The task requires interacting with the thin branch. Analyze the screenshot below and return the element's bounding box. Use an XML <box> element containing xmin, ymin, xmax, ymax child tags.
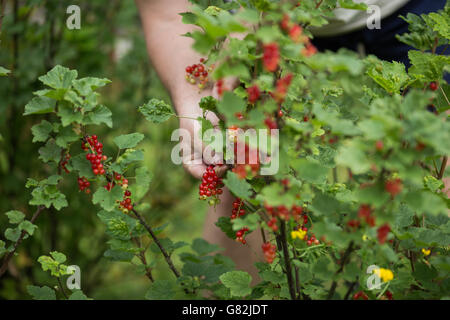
<box><xmin>131</xmin><ymin>208</ymin><xmax>180</xmax><ymax>278</ymax></box>
<box><xmin>277</xmin><ymin>220</ymin><xmax>296</xmax><ymax>300</ymax></box>
<box><xmin>0</xmin><ymin>206</ymin><xmax>45</xmax><ymax>278</ymax></box>
<box><xmin>57</xmin><ymin>277</ymin><xmax>68</xmax><ymax>299</ymax></box>
<box><xmin>327</xmin><ymin>241</ymin><xmax>354</xmax><ymax>300</ymax></box>
<box><xmin>438</xmin><ymin>156</ymin><xmax>448</xmax><ymax>180</ymax></box>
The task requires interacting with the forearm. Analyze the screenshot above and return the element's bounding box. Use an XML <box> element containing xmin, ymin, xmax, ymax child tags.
<box><xmin>135</xmin><ymin>0</ymin><xmax>210</xmax><ymax>117</ymax></box>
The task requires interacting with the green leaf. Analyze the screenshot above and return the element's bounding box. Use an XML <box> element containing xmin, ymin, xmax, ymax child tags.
<box><xmin>367</xmin><ymin>61</ymin><xmax>410</xmax><ymax>94</ymax></box>
<box><xmin>145</xmin><ymin>280</ymin><xmax>176</xmax><ymax>300</ymax></box>
<box><xmin>335</xmin><ymin>140</ymin><xmax>371</xmax><ymax>174</ymax></box>
<box><xmin>27</xmin><ymin>286</ymin><xmax>56</xmax><ymax>300</ymax></box>
<box><xmin>217</xmin><ymin>91</ymin><xmax>246</xmax><ymax>123</ymax></box>
<box><xmin>409</xmin><ymin>50</ymin><xmax>450</xmax><ymax>82</ymax></box>
<box><xmin>38</xmin><ymin>65</ymin><xmax>77</xmax><ymax>90</ymax></box>
<box><xmin>84</xmin><ymin>105</ymin><xmax>113</xmax><ymax>128</ymax></box>
<box><xmin>5</xmin><ymin>227</ymin><xmax>21</xmax><ymax>242</ymax></box>
<box><xmin>219</xmin><ymin>271</ymin><xmax>252</xmax><ymax>297</ymax></box>
<box><xmin>50</xmin><ymin>251</ymin><xmax>67</xmax><ymax>263</ymax></box>
<box><xmin>38</xmin><ymin>139</ymin><xmax>62</xmax><ymax>163</ymax></box>
<box><xmin>215</xmin><ymin>217</ymin><xmax>237</xmax><ymax>239</ymax></box>
<box><xmin>113</xmin><ymin>133</ymin><xmax>145</xmax><ymax>149</ymax></box>
<box><xmin>138</xmin><ymin>99</ymin><xmax>174</xmax><ymax>123</ymax></box>
<box><xmin>191</xmin><ymin>238</ymin><xmax>223</xmax><ymax>256</ymax></box>
<box><xmin>132</xmin><ymin>166</ymin><xmax>153</xmax><ymax>200</ymax></box>
<box><xmin>57</xmin><ymin>101</ymin><xmax>83</xmax><ymax>126</ymax></box>
<box><xmin>223</xmin><ymin>172</ymin><xmax>252</xmax><ymax>200</ymax></box>
<box><xmin>0</xmin><ymin>66</ymin><xmax>10</xmax><ymax>76</ymax></box>
<box><xmin>68</xmin><ymin>290</ymin><xmax>90</xmax><ymax>300</ymax></box>
<box><xmin>55</xmin><ymin>126</ymin><xmax>79</xmax><ymax>148</ymax></box>
<box><xmin>72</xmin><ymin>77</ymin><xmax>110</xmax><ymax>95</ymax></box>
<box><xmin>403</xmin><ymin>190</ymin><xmax>448</xmax><ymax>215</ymax></box>
<box><xmin>92</xmin><ymin>185</ymin><xmax>124</xmax><ymax>212</ymax></box>
<box><xmin>24</xmin><ymin>96</ymin><xmax>56</xmax><ymax>115</ymax></box>
<box><xmin>5</xmin><ymin>210</ymin><xmax>25</xmax><ymax>224</ymax></box>
<box><xmin>231</xmin><ymin>213</ymin><xmax>260</xmax><ymax>232</ymax></box>
<box><xmin>338</xmin><ymin>0</ymin><xmax>368</xmax><ymax>10</ymax></box>
<box><xmin>290</xmin><ymin>158</ymin><xmax>329</xmax><ymax>184</ymax></box>
<box><xmin>31</xmin><ymin>120</ymin><xmax>53</xmax><ymax>143</ymax></box>
<box><xmin>19</xmin><ymin>221</ymin><xmax>37</xmax><ymax>235</ymax></box>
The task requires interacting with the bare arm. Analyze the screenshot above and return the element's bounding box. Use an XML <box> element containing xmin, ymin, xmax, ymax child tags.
<box><xmin>135</xmin><ymin>0</ymin><xmax>210</xmax><ymax>114</ymax></box>
<box><xmin>136</xmin><ymin>0</ymin><xmax>222</xmax><ymax>178</ymax></box>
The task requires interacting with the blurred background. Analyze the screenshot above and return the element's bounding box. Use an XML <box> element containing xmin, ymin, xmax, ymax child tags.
<box><xmin>0</xmin><ymin>0</ymin><xmax>207</xmax><ymax>299</ymax></box>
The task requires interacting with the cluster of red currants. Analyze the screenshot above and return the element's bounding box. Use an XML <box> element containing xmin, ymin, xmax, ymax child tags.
<box><xmin>199</xmin><ymin>165</ymin><xmax>223</xmax><ymax>205</ymax></box>
<box><xmin>262</xmin><ymin>242</ymin><xmax>277</xmax><ymax>264</ymax></box>
<box><xmin>77</xmin><ymin>176</ymin><xmax>91</xmax><ymax>194</ymax></box>
<box><xmin>352</xmin><ymin>291</ymin><xmax>369</xmax><ymax>300</ymax></box>
<box><xmin>60</xmin><ymin>153</ymin><xmax>71</xmax><ymax>174</ymax></box>
<box><xmin>185</xmin><ymin>58</ymin><xmax>212</xmax><ymax>89</ymax></box>
<box><xmin>231</xmin><ymin>198</ymin><xmax>249</xmax><ymax>244</ymax></box>
<box><xmin>247</xmin><ymin>85</ymin><xmax>261</xmax><ymax>104</ymax></box>
<box><xmin>385</xmin><ymin>178</ymin><xmax>403</xmax><ymax>198</ymax></box>
<box><xmin>302</xmin><ymin>226</ymin><xmax>319</xmax><ymax>246</ymax></box>
<box><xmin>108</xmin><ymin>173</ymin><xmax>132</xmax><ymax>214</ymax></box>
<box><xmin>83</xmin><ymin>135</ymin><xmax>107</xmax><ymax>176</ymax></box>
<box><xmin>263</xmin><ymin>43</ymin><xmax>280</xmax><ymax>72</ymax></box>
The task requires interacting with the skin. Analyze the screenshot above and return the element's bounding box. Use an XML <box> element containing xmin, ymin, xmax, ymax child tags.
<box><xmin>135</xmin><ymin>0</ymin><xmax>264</xmax><ymax>283</ymax></box>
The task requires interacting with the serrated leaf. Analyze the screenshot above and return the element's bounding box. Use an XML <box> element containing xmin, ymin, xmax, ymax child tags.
<box><xmin>217</xmin><ymin>91</ymin><xmax>246</xmax><ymax>123</ymax></box>
<box><xmin>19</xmin><ymin>220</ymin><xmax>37</xmax><ymax>236</ymax></box>
<box><xmin>92</xmin><ymin>185</ymin><xmax>124</xmax><ymax>211</ymax></box>
<box><xmin>0</xmin><ymin>66</ymin><xmax>10</xmax><ymax>76</ymax></box>
<box><xmin>5</xmin><ymin>210</ymin><xmax>25</xmax><ymax>224</ymax></box>
<box><xmin>31</xmin><ymin>120</ymin><xmax>53</xmax><ymax>143</ymax></box>
<box><xmin>223</xmin><ymin>172</ymin><xmax>252</xmax><ymax>200</ymax></box>
<box><xmin>38</xmin><ymin>65</ymin><xmax>77</xmax><ymax>90</ymax></box>
<box><xmin>68</xmin><ymin>290</ymin><xmax>90</xmax><ymax>300</ymax></box>
<box><xmin>24</xmin><ymin>96</ymin><xmax>56</xmax><ymax>115</ymax></box>
<box><xmin>84</xmin><ymin>105</ymin><xmax>113</xmax><ymax>128</ymax></box>
<box><xmin>138</xmin><ymin>99</ymin><xmax>174</xmax><ymax>123</ymax></box>
<box><xmin>192</xmin><ymin>238</ymin><xmax>223</xmax><ymax>256</ymax></box>
<box><xmin>219</xmin><ymin>271</ymin><xmax>252</xmax><ymax>297</ymax></box>
<box><xmin>145</xmin><ymin>280</ymin><xmax>176</xmax><ymax>300</ymax></box>
<box><xmin>38</xmin><ymin>139</ymin><xmax>62</xmax><ymax>163</ymax></box>
<box><xmin>113</xmin><ymin>133</ymin><xmax>144</xmax><ymax>149</ymax></box>
<box><xmin>5</xmin><ymin>227</ymin><xmax>21</xmax><ymax>242</ymax></box>
<box><xmin>27</xmin><ymin>286</ymin><xmax>56</xmax><ymax>300</ymax></box>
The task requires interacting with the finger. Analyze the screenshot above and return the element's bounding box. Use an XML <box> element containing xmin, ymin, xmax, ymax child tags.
<box><xmin>212</xmin><ymin>76</ymin><xmax>240</xmax><ymax>100</ymax></box>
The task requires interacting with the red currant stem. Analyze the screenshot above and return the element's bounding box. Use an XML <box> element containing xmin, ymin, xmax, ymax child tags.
<box><xmin>437</xmin><ymin>156</ymin><xmax>448</xmax><ymax>180</ymax></box>
<box><xmin>297</xmin><ymin>243</ymin><xmax>325</xmax><ymax>255</ymax></box>
<box><xmin>57</xmin><ymin>276</ymin><xmax>69</xmax><ymax>299</ymax></box>
<box><xmin>439</xmin><ymin>85</ymin><xmax>450</xmax><ymax>105</ymax></box>
<box><xmin>343</xmin><ymin>280</ymin><xmax>358</xmax><ymax>300</ymax></box>
<box><xmin>376</xmin><ymin>282</ymin><xmax>390</xmax><ymax>300</ymax></box>
<box><xmin>315</xmin><ymin>0</ymin><xmax>324</xmax><ymax>9</ymax></box>
<box><xmin>131</xmin><ymin>237</ymin><xmax>154</xmax><ymax>282</ymax></box>
<box><xmin>326</xmin><ymin>241</ymin><xmax>354</xmax><ymax>300</ymax></box>
<box><xmin>277</xmin><ymin>220</ymin><xmax>297</xmax><ymax>300</ymax></box>
<box><xmin>260</xmin><ymin>224</ymin><xmax>267</xmax><ymax>244</ymax></box>
<box><xmin>432</xmin><ymin>159</ymin><xmax>440</xmax><ymax>177</ymax></box>
<box><xmin>291</xmin><ymin>246</ymin><xmax>302</xmax><ymax>300</ymax></box>
<box><xmin>130</xmin><ymin>208</ymin><xmax>181</xmax><ymax>279</ymax></box>
<box><xmin>0</xmin><ymin>205</ymin><xmax>45</xmax><ymax>278</ymax></box>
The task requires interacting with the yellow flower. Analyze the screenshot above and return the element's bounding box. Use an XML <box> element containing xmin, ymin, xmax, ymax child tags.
<box><xmin>373</xmin><ymin>268</ymin><xmax>394</xmax><ymax>282</ymax></box>
<box><xmin>291</xmin><ymin>230</ymin><xmax>307</xmax><ymax>240</ymax></box>
<box><xmin>422</xmin><ymin>248</ymin><xmax>431</xmax><ymax>256</ymax></box>
<box><xmin>362</xmin><ymin>234</ymin><xmax>369</xmax><ymax>242</ymax></box>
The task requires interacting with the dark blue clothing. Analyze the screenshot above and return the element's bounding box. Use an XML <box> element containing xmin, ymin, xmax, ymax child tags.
<box><xmin>312</xmin><ymin>0</ymin><xmax>449</xmax><ymax>82</ymax></box>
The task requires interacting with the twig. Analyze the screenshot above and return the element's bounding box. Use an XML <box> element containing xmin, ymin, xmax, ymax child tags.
<box><xmin>343</xmin><ymin>280</ymin><xmax>358</xmax><ymax>300</ymax></box>
<box><xmin>277</xmin><ymin>220</ymin><xmax>296</xmax><ymax>300</ymax></box>
<box><xmin>0</xmin><ymin>206</ymin><xmax>45</xmax><ymax>277</ymax></box>
<box><xmin>327</xmin><ymin>241</ymin><xmax>354</xmax><ymax>300</ymax></box>
<box><xmin>131</xmin><ymin>208</ymin><xmax>180</xmax><ymax>278</ymax></box>
<box><xmin>438</xmin><ymin>156</ymin><xmax>448</xmax><ymax>180</ymax></box>
<box><xmin>57</xmin><ymin>277</ymin><xmax>68</xmax><ymax>299</ymax></box>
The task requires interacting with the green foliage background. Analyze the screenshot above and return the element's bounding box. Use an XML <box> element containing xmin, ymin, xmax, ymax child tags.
<box><xmin>0</xmin><ymin>0</ymin><xmax>207</xmax><ymax>299</ymax></box>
